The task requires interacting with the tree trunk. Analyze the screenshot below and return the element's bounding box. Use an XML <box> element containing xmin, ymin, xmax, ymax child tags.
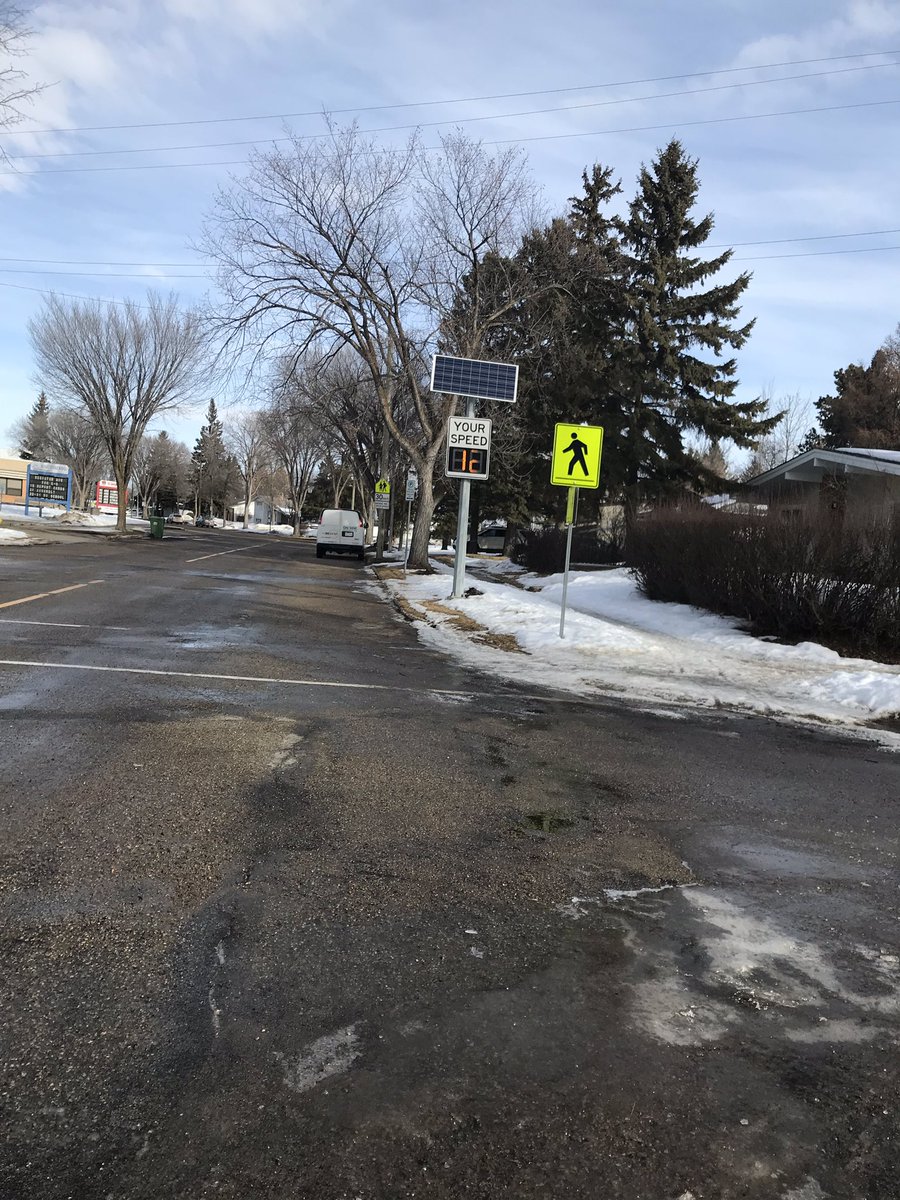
<box><xmin>467</xmin><ymin>485</ymin><xmax>481</xmax><ymax>554</ymax></box>
<box><xmin>243</xmin><ymin>477</ymin><xmax>251</xmax><ymax>529</ymax></box>
<box><xmin>114</xmin><ymin>462</ymin><xmax>128</xmax><ymax>533</ymax></box>
<box><xmin>407</xmin><ymin>468</ymin><xmax>436</xmax><ymax>570</ymax></box>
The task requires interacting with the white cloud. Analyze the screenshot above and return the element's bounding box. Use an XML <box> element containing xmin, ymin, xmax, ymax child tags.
<box><xmin>734</xmin><ymin>0</ymin><xmax>900</xmax><ymax>65</ymax></box>
<box><xmin>161</xmin><ymin>0</ymin><xmax>335</xmax><ymax>38</ymax></box>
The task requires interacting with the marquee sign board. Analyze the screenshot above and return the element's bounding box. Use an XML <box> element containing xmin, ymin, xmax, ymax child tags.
<box><xmin>25</xmin><ymin>461</ymin><xmax>73</xmax><ymax>512</ymax></box>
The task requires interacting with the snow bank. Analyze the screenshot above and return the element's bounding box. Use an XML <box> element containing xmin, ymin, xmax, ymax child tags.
<box><xmin>384</xmin><ymin>562</ymin><xmax>900</xmax><ymax>731</ymax></box>
<box><xmin>0</xmin><ymin>527</ymin><xmax>29</xmax><ymax>543</ymax></box>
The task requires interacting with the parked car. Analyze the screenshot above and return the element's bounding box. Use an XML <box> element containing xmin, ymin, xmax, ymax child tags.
<box><xmin>477</xmin><ymin>524</ymin><xmax>507</xmax><ymax>553</ymax></box>
<box><xmin>315</xmin><ymin>509</ymin><xmax>366</xmax><ymax>560</ymax></box>
<box><xmin>194</xmin><ymin>515</ymin><xmax>215</xmax><ymax>528</ymax></box>
<box><xmin>165</xmin><ymin>509</ymin><xmax>194</xmax><ymax>525</ymax></box>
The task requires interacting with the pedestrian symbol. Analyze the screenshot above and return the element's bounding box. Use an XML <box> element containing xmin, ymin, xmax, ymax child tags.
<box><xmin>375</xmin><ymin>478</ymin><xmax>391</xmax><ymax>495</ymax></box>
<box><xmin>550</xmin><ymin>423</ymin><xmax>603</xmax><ymax>488</ymax></box>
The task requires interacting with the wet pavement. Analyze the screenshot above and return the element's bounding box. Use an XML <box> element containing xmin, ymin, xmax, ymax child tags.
<box><xmin>0</xmin><ymin>529</ymin><xmax>897</xmax><ymax>1199</ymax></box>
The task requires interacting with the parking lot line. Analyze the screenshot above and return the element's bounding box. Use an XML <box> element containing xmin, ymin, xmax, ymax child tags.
<box><xmin>184</xmin><ymin>546</ymin><xmax>261</xmax><ymax>564</ymax></box>
<box><xmin>0</xmin><ymin>580</ymin><xmax>104</xmax><ymax>611</ymax></box>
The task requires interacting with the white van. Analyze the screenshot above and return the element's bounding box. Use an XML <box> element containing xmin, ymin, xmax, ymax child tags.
<box><xmin>315</xmin><ymin>509</ymin><xmax>367</xmax><ymax>560</ymax></box>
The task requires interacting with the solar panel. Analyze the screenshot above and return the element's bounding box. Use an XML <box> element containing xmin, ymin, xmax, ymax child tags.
<box><xmin>430</xmin><ymin>354</ymin><xmax>518</xmax><ymax>404</ymax></box>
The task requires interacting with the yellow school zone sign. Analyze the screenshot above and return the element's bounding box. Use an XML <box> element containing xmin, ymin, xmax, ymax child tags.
<box><xmin>375</xmin><ymin>478</ymin><xmax>391</xmax><ymax>495</ymax></box>
<box><xmin>550</xmin><ymin>423</ymin><xmax>604</xmax><ymax>488</ymax></box>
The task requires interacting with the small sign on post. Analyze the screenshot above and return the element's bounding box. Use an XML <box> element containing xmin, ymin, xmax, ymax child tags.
<box><xmin>550</xmin><ymin>423</ymin><xmax>604</xmax><ymax>638</ymax></box>
<box><xmin>445</xmin><ymin>416</ymin><xmax>492</xmax><ymax>481</ymax></box>
<box><xmin>374</xmin><ymin>478</ymin><xmax>391</xmax><ymax>511</ymax></box>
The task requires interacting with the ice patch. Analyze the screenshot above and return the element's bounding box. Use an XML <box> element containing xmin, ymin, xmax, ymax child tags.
<box><xmin>275</xmin><ymin>1024</ymin><xmax>360</xmax><ymax>1094</ymax></box>
<box><xmin>628</xmin><ymin>888</ymin><xmax>900</xmax><ymax>1047</ymax></box>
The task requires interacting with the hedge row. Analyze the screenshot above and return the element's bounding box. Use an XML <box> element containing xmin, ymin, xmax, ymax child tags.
<box><xmin>625</xmin><ymin>506</ymin><xmax>900</xmax><ymax>660</ymax></box>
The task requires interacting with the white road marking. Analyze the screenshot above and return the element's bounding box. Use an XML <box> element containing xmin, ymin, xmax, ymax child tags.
<box><xmin>0</xmin><ymin>618</ymin><xmax>129</xmax><ymax>631</ymax></box>
<box><xmin>0</xmin><ymin>656</ymin><xmax>610</xmax><ymax>708</ymax></box>
<box><xmin>0</xmin><ymin>580</ymin><xmax>103</xmax><ymax>611</ymax></box>
<box><xmin>0</xmin><ymin>656</ymin><xmax>466</xmax><ymax>696</ymax></box>
<box><xmin>184</xmin><ymin>546</ymin><xmax>260</xmax><ymax>564</ymax></box>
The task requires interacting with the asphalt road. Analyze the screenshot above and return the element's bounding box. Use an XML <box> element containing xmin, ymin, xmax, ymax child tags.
<box><xmin>0</xmin><ymin>527</ymin><xmax>897</xmax><ymax>1200</ymax></box>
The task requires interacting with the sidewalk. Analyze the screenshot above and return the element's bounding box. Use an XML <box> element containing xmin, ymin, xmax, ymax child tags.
<box><xmin>379</xmin><ymin>558</ymin><xmax>900</xmax><ymax>738</ymax></box>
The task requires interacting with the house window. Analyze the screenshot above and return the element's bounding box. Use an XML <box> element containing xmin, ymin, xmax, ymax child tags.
<box><xmin>1</xmin><ymin>477</ymin><xmax>24</xmax><ymax>497</ymax></box>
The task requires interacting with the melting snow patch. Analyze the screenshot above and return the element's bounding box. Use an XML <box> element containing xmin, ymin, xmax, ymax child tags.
<box><xmin>783</xmin><ymin>1179</ymin><xmax>827</xmax><ymax>1200</ymax></box>
<box><xmin>628</xmin><ymin>888</ymin><xmax>900</xmax><ymax>1047</ymax></box>
<box><xmin>275</xmin><ymin>1024</ymin><xmax>361</xmax><ymax>1094</ymax></box>
<box><xmin>385</xmin><ymin>564</ymin><xmax>900</xmax><ymax>735</ymax></box>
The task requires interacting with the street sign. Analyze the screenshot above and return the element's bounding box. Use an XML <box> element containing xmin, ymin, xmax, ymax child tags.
<box><xmin>446</xmin><ymin>416</ymin><xmax>492</xmax><ymax>480</ymax></box>
<box><xmin>405</xmin><ymin>471</ymin><xmax>418</xmax><ymax>502</ymax></box>
<box><xmin>431</xmin><ymin>355</ymin><xmax>518</xmax><ymax>404</ymax></box>
<box><xmin>375</xmin><ymin>478</ymin><xmax>391</xmax><ymax>495</ymax></box>
<box><xmin>550</xmin><ymin>423</ymin><xmax>604</xmax><ymax>489</ymax></box>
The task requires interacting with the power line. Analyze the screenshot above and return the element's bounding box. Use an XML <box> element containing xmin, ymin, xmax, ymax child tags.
<box><xmin>5</xmin><ymin>94</ymin><xmax>898</xmax><ymax>177</ymax></box>
<box><xmin>0</xmin><ymin>49</ymin><xmax>896</xmax><ymax>139</ymax></box>
<box><xmin>0</xmin><ymin>256</ymin><xmax>210</xmax><ymax>266</ymax></box>
<box><xmin>4</xmin><ymin>226</ymin><xmax>900</xmax><ymax>269</ymax></box>
<box><xmin>4</xmin><ymin>61</ymin><xmax>895</xmax><ymax>163</ymax></box>
<box><xmin>2</xmin><ymin>243</ymin><xmax>898</xmax><ymax>309</ymax></box>
<box><xmin>485</xmin><ymin>95</ymin><xmax>900</xmax><ymax>146</ymax></box>
<box><xmin>0</xmin><ymin>280</ymin><xmax>155</xmax><ymax>306</ymax></box>
<box><xmin>710</xmin><ymin>226</ymin><xmax>900</xmax><ymax>248</ymax></box>
<box><xmin>735</xmin><ymin>243</ymin><xmax>900</xmax><ymax>261</ymax></box>
<box><xmin>0</xmin><ymin>267</ymin><xmax>208</xmax><ymax>278</ymax></box>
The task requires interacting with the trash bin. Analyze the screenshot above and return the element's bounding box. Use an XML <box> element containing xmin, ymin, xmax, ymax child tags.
<box><xmin>148</xmin><ymin>516</ymin><xmax>165</xmax><ymax>539</ymax></box>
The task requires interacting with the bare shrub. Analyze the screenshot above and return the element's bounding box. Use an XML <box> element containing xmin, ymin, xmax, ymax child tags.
<box><xmin>626</xmin><ymin>505</ymin><xmax>900</xmax><ymax>660</ymax></box>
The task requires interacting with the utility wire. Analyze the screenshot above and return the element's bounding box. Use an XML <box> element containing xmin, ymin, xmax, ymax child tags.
<box><xmin>734</xmin><ymin>243</ymin><xmax>900</xmax><ymax>261</ymax></box>
<box><xmin>0</xmin><ymin>49</ymin><xmax>896</xmax><ymax>138</ymax></box>
<box><xmin>3</xmin><ymin>242</ymin><xmax>900</xmax><ymax>284</ymax></box>
<box><xmin>4</xmin><ymin>60</ymin><xmax>896</xmax><ymax>163</ymax></box>
<box><xmin>4</xmin><ymin>94</ymin><xmax>898</xmax><ymax>177</ymax></box>
<box><xmin>485</xmin><ymin>95</ymin><xmax>900</xmax><ymax>146</ymax></box>
<box><xmin>4</xmin><ymin>227</ymin><xmax>900</xmax><ymax>268</ymax></box>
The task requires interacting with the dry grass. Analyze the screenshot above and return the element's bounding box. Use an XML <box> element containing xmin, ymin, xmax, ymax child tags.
<box><xmin>421</xmin><ymin>600</ymin><xmax>524</xmax><ymax>653</ymax></box>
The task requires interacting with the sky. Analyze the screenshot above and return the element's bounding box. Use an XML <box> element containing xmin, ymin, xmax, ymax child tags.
<box><xmin>1</xmin><ymin>0</ymin><xmax>899</xmax><ymax>456</ymax></box>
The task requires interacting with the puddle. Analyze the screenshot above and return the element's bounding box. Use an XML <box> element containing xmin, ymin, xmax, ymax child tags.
<box><xmin>523</xmin><ymin>810</ymin><xmax>574</xmax><ymax>834</ymax></box>
<box><xmin>174</xmin><ymin>623</ymin><xmax>260</xmax><ymax>650</ymax></box>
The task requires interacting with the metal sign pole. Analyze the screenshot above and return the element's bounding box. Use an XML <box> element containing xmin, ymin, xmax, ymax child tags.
<box><xmin>450</xmin><ymin>399</ymin><xmax>475</xmax><ymax>599</ymax></box>
<box><xmin>559</xmin><ymin>487</ymin><xmax>578</xmax><ymax>639</ymax></box>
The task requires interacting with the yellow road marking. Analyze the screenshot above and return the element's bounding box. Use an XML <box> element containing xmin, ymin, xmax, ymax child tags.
<box><xmin>0</xmin><ymin>580</ymin><xmax>104</xmax><ymax>611</ymax></box>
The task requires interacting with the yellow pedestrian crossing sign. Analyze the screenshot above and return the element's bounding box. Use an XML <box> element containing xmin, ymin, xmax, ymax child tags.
<box><xmin>551</xmin><ymin>423</ymin><xmax>603</xmax><ymax>488</ymax></box>
<box><xmin>375</xmin><ymin>478</ymin><xmax>391</xmax><ymax>495</ymax></box>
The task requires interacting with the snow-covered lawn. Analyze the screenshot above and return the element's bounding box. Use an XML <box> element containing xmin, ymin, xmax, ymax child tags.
<box><xmin>0</xmin><ymin>527</ymin><xmax>30</xmax><ymax>544</ymax></box>
<box><xmin>382</xmin><ymin>560</ymin><xmax>900</xmax><ymax>733</ymax></box>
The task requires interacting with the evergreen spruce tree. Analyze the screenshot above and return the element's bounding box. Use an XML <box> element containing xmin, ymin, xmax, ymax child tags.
<box><xmin>616</xmin><ymin>139</ymin><xmax>775</xmax><ymax>509</ymax></box>
<box><xmin>18</xmin><ymin>391</ymin><xmax>52</xmax><ymax>460</ymax></box>
<box><xmin>814</xmin><ymin>350</ymin><xmax>900</xmax><ymax>449</ymax></box>
<box><xmin>191</xmin><ymin>400</ymin><xmax>229</xmax><ymax>516</ymax></box>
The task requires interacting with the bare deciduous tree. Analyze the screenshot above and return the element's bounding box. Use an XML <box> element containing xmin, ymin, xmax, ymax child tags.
<box><xmin>204</xmin><ymin>123</ymin><xmax>539</xmax><ymax>567</ymax></box>
<box><xmin>228</xmin><ymin>410</ymin><xmax>269</xmax><ymax>528</ymax></box>
<box><xmin>1</xmin><ymin>4</ymin><xmax>43</xmax><ymax>137</ymax></box>
<box><xmin>29</xmin><ymin>293</ymin><xmax>207</xmax><ymax>531</ymax></box>
<box><xmin>47</xmin><ymin>408</ymin><xmax>107</xmax><ymax>508</ymax></box>
<box><xmin>263</xmin><ymin>361</ymin><xmax>325</xmax><ymax>533</ymax></box>
<box><xmin>742</xmin><ymin>391</ymin><xmax>814</xmax><ymax>479</ymax></box>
